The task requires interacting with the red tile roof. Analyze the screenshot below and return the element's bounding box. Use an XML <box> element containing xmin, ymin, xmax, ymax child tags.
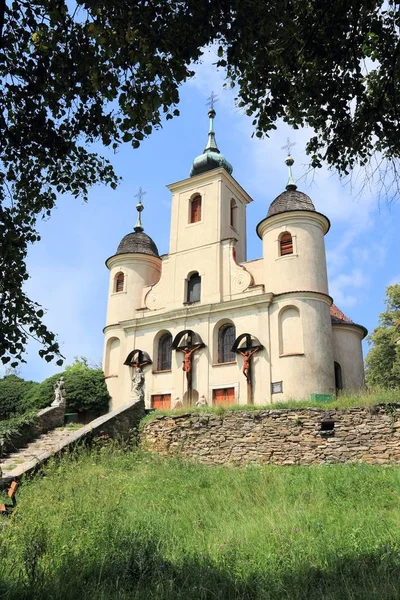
<box><xmin>330</xmin><ymin>304</ymin><xmax>353</xmax><ymax>324</ymax></box>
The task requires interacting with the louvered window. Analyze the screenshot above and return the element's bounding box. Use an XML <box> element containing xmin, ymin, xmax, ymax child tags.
<box><xmin>230</xmin><ymin>199</ymin><xmax>238</xmax><ymax>229</ymax></box>
<box><xmin>190</xmin><ymin>195</ymin><xmax>202</xmax><ymax>223</ymax></box>
<box><xmin>218</xmin><ymin>324</ymin><xmax>236</xmax><ymax>363</ymax></box>
<box><xmin>115</xmin><ymin>272</ymin><xmax>124</xmax><ymax>292</ymax></box>
<box><xmin>158</xmin><ymin>333</ymin><xmax>172</xmax><ymax>371</ymax></box>
<box><xmin>280</xmin><ymin>232</ymin><xmax>293</xmax><ymax>256</ymax></box>
<box><xmin>187</xmin><ymin>273</ymin><xmax>201</xmax><ymax>303</ymax></box>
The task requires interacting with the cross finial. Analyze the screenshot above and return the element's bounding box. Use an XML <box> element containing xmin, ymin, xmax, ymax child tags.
<box><xmin>134</xmin><ymin>187</ymin><xmax>146</xmax><ymax>203</ymax></box>
<box><xmin>281</xmin><ymin>137</ymin><xmax>296</xmax><ymax>156</ymax></box>
<box><xmin>134</xmin><ymin>187</ymin><xmax>146</xmax><ymax>232</ymax></box>
<box><xmin>206</xmin><ymin>91</ymin><xmax>219</xmax><ymax>111</ymax></box>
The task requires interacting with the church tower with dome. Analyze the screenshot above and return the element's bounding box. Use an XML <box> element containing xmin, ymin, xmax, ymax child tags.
<box><xmin>103</xmin><ymin>109</ymin><xmax>367</xmax><ymax>411</ymax></box>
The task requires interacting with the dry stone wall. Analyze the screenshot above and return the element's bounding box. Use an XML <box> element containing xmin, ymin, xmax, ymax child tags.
<box><xmin>140</xmin><ymin>404</ymin><xmax>400</xmax><ymax>465</ymax></box>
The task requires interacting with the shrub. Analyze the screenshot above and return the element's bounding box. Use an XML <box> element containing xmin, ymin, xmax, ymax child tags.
<box><xmin>23</xmin><ymin>359</ymin><xmax>110</xmax><ymax>415</ymax></box>
<box><xmin>0</xmin><ymin>375</ymin><xmax>39</xmax><ymax>421</ymax></box>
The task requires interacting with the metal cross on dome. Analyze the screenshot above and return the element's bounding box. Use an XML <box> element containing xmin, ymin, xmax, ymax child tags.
<box><xmin>281</xmin><ymin>137</ymin><xmax>296</xmax><ymax>156</ymax></box>
<box><xmin>206</xmin><ymin>91</ymin><xmax>219</xmax><ymax>110</ymax></box>
<box><xmin>134</xmin><ymin>186</ymin><xmax>147</xmax><ymax>203</ymax></box>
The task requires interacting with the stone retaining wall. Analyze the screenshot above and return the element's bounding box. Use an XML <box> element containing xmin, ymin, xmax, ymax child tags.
<box><xmin>1</xmin><ymin>403</ymin><xmax>66</xmax><ymax>456</ymax></box>
<box><xmin>140</xmin><ymin>404</ymin><xmax>400</xmax><ymax>465</ymax></box>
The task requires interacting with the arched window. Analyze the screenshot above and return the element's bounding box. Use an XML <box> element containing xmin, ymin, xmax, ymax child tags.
<box><xmin>190</xmin><ymin>195</ymin><xmax>202</xmax><ymax>223</ymax></box>
<box><xmin>158</xmin><ymin>333</ymin><xmax>172</xmax><ymax>371</ymax></box>
<box><xmin>218</xmin><ymin>324</ymin><xmax>236</xmax><ymax>363</ymax></box>
<box><xmin>115</xmin><ymin>272</ymin><xmax>125</xmax><ymax>292</ymax></box>
<box><xmin>334</xmin><ymin>362</ymin><xmax>343</xmax><ymax>392</ymax></box>
<box><xmin>230</xmin><ymin>199</ymin><xmax>238</xmax><ymax>230</ymax></box>
<box><xmin>187</xmin><ymin>272</ymin><xmax>201</xmax><ymax>303</ymax></box>
<box><xmin>280</xmin><ymin>232</ymin><xmax>293</xmax><ymax>256</ymax></box>
<box><xmin>279</xmin><ymin>306</ymin><xmax>303</xmax><ymax>355</ymax></box>
<box><xmin>105</xmin><ymin>337</ymin><xmax>120</xmax><ymax>376</ymax></box>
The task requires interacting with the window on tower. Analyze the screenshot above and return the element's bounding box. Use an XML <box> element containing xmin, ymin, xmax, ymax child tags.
<box><xmin>115</xmin><ymin>272</ymin><xmax>125</xmax><ymax>292</ymax></box>
<box><xmin>187</xmin><ymin>272</ymin><xmax>201</xmax><ymax>303</ymax></box>
<box><xmin>230</xmin><ymin>199</ymin><xmax>238</xmax><ymax>230</ymax></box>
<box><xmin>190</xmin><ymin>194</ymin><xmax>202</xmax><ymax>223</ymax></box>
<box><xmin>280</xmin><ymin>232</ymin><xmax>293</xmax><ymax>256</ymax></box>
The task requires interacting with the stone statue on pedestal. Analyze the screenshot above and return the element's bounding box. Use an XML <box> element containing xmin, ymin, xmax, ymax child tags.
<box><xmin>52</xmin><ymin>377</ymin><xmax>66</xmax><ymax>407</ymax></box>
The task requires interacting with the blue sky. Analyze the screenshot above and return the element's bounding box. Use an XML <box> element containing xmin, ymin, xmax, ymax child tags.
<box><xmin>9</xmin><ymin>48</ymin><xmax>400</xmax><ymax>382</ymax></box>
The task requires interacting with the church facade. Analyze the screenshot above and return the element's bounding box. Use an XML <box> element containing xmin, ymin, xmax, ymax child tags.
<box><xmin>103</xmin><ymin>109</ymin><xmax>367</xmax><ymax>411</ymax></box>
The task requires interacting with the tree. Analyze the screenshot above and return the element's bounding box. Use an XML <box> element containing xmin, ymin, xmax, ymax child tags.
<box><xmin>23</xmin><ymin>357</ymin><xmax>110</xmax><ymax>414</ymax></box>
<box><xmin>365</xmin><ymin>284</ymin><xmax>400</xmax><ymax>389</ymax></box>
<box><xmin>0</xmin><ymin>374</ymin><xmax>39</xmax><ymax>420</ymax></box>
<box><xmin>1</xmin><ymin>0</ymin><xmax>399</xmax><ymax>365</ymax></box>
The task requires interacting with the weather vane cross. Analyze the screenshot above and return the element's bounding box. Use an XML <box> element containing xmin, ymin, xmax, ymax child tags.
<box><xmin>206</xmin><ymin>91</ymin><xmax>219</xmax><ymax>110</ymax></box>
<box><xmin>281</xmin><ymin>137</ymin><xmax>296</xmax><ymax>156</ymax></box>
<box><xmin>134</xmin><ymin>187</ymin><xmax>147</xmax><ymax>204</ymax></box>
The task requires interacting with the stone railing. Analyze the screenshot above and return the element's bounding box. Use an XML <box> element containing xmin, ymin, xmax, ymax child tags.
<box><xmin>140</xmin><ymin>404</ymin><xmax>400</xmax><ymax>465</ymax></box>
<box><xmin>1</xmin><ymin>402</ymin><xmax>66</xmax><ymax>457</ymax></box>
<box><xmin>1</xmin><ymin>399</ymin><xmax>145</xmax><ymax>485</ymax></box>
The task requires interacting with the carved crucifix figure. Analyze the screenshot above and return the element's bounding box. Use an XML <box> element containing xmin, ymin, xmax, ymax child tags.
<box><xmin>238</xmin><ymin>348</ymin><xmax>259</xmax><ymax>383</ymax></box>
<box><xmin>178</xmin><ymin>343</ymin><xmax>203</xmax><ymax>387</ymax></box>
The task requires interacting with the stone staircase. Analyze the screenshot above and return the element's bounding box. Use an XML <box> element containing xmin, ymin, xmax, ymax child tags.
<box><xmin>0</xmin><ymin>426</ymin><xmax>79</xmax><ymax>479</ymax></box>
<box><xmin>0</xmin><ymin>399</ymin><xmax>145</xmax><ymax>485</ymax></box>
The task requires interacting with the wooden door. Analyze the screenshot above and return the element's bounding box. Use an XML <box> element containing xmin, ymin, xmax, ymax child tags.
<box><xmin>151</xmin><ymin>394</ymin><xmax>171</xmax><ymax>410</ymax></box>
<box><xmin>213</xmin><ymin>387</ymin><xmax>235</xmax><ymax>406</ymax></box>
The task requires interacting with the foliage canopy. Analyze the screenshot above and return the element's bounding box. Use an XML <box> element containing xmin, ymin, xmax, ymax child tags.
<box><xmin>1</xmin><ymin>0</ymin><xmax>399</xmax><ymax>364</ymax></box>
<box><xmin>24</xmin><ymin>358</ymin><xmax>110</xmax><ymax>414</ymax></box>
<box><xmin>366</xmin><ymin>284</ymin><xmax>400</xmax><ymax>389</ymax></box>
<box><xmin>0</xmin><ymin>374</ymin><xmax>38</xmax><ymax>420</ymax></box>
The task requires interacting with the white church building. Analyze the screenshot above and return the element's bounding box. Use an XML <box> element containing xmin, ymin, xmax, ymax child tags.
<box><xmin>103</xmin><ymin>109</ymin><xmax>367</xmax><ymax>411</ymax></box>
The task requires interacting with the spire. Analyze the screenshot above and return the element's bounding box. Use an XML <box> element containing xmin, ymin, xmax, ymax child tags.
<box><xmin>134</xmin><ymin>187</ymin><xmax>146</xmax><ymax>232</ymax></box>
<box><xmin>281</xmin><ymin>138</ymin><xmax>297</xmax><ymax>191</ymax></box>
<box><xmin>204</xmin><ymin>92</ymin><xmax>220</xmax><ymax>154</ymax></box>
<box><xmin>189</xmin><ymin>93</ymin><xmax>233</xmax><ymax>177</ymax></box>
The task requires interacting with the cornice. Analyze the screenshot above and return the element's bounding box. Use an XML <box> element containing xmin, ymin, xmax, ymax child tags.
<box><xmin>273</xmin><ymin>290</ymin><xmax>333</xmax><ymax>306</ymax></box>
<box><xmin>106</xmin><ymin>252</ymin><xmax>162</xmax><ymax>270</ymax></box>
<box><xmin>103</xmin><ymin>292</ymin><xmax>273</xmax><ymax>333</ymax></box>
<box><xmin>167</xmin><ymin>168</ymin><xmax>253</xmax><ymax>204</ymax></box>
<box><xmin>256</xmin><ymin>210</ymin><xmax>330</xmax><ymax>239</ymax></box>
<box><xmin>332</xmin><ymin>321</ymin><xmax>368</xmax><ymax>339</ymax></box>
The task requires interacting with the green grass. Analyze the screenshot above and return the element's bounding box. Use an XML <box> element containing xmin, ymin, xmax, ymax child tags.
<box><xmin>1</xmin><ymin>445</ymin><xmax>400</xmax><ymax>599</ymax></box>
<box><xmin>142</xmin><ymin>388</ymin><xmax>400</xmax><ymax>424</ymax></box>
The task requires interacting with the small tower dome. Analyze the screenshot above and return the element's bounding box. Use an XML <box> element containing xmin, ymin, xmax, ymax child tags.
<box><xmin>105</xmin><ymin>190</ymin><xmax>162</xmax><ymax>328</ymax></box>
<box><xmin>116</xmin><ymin>231</ymin><xmax>159</xmax><ymax>257</ymax></box>
<box><xmin>265</xmin><ymin>155</ymin><xmax>316</xmax><ymax>219</ymax></box>
<box><xmin>190</xmin><ymin>107</ymin><xmax>233</xmax><ymax>177</ymax></box>
<box><xmin>256</xmin><ymin>153</ymin><xmax>330</xmax><ymax>295</ymax></box>
<box><xmin>114</xmin><ymin>192</ymin><xmax>159</xmax><ymax>258</ymax></box>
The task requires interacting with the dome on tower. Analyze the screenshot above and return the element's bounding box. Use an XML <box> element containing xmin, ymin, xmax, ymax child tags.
<box><xmin>190</xmin><ymin>107</ymin><xmax>233</xmax><ymax>177</ymax></box>
<box><xmin>115</xmin><ymin>230</ymin><xmax>159</xmax><ymax>257</ymax></box>
<box><xmin>267</xmin><ymin>188</ymin><xmax>315</xmax><ymax>218</ymax></box>
<box><xmin>111</xmin><ymin>190</ymin><xmax>160</xmax><ymax>259</ymax></box>
<box><xmin>266</xmin><ymin>154</ymin><xmax>315</xmax><ymax>218</ymax></box>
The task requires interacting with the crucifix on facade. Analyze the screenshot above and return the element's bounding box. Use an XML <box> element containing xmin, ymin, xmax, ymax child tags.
<box><xmin>232</xmin><ymin>334</ymin><xmax>263</xmax><ymax>404</ymax></box>
<box><xmin>172</xmin><ymin>330</ymin><xmax>205</xmax><ymax>406</ymax></box>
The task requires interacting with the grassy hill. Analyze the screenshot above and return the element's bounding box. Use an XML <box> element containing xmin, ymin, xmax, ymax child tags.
<box><xmin>1</xmin><ymin>445</ymin><xmax>400</xmax><ymax>599</ymax></box>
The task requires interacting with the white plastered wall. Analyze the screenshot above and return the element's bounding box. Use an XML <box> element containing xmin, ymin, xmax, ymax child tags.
<box><xmin>332</xmin><ymin>325</ymin><xmax>365</xmax><ymax>390</ymax></box>
<box><xmin>269</xmin><ymin>294</ymin><xmax>335</xmax><ymax>401</ymax></box>
<box><xmin>105</xmin><ymin>254</ymin><xmax>161</xmax><ymax>326</ymax></box>
<box><xmin>258</xmin><ymin>212</ymin><xmax>330</xmax><ymax>295</ymax></box>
